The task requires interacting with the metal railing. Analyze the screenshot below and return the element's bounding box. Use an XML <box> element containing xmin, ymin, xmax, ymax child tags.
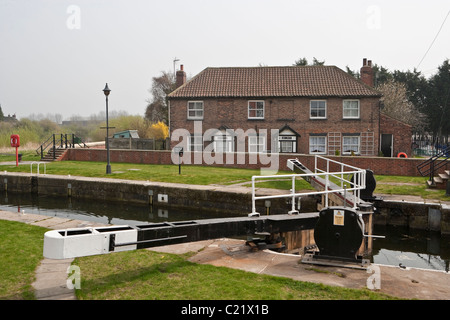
<box><xmin>36</xmin><ymin>133</ymin><xmax>88</xmax><ymax>159</ymax></box>
<box><xmin>30</xmin><ymin>162</ymin><xmax>46</xmax><ymax>175</ymax></box>
<box><xmin>249</xmin><ymin>155</ymin><xmax>366</xmax><ymax>217</ymax></box>
<box><xmin>417</xmin><ymin>145</ymin><xmax>450</xmax><ymax>183</ymax></box>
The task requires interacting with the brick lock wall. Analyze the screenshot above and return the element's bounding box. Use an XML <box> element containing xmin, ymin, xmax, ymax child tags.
<box><xmin>170</xmin><ymin>96</ymin><xmax>381</xmax><ymax>156</ymax></box>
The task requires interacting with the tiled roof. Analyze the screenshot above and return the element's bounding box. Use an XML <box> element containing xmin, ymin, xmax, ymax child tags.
<box><xmin>168</xmin><ymin>66</ymin><xmax>381</xmax><ymax>99</ymax></box>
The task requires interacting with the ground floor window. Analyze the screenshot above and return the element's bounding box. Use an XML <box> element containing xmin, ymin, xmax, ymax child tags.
<box><xmin>189</xmin><ymin>135</ymin><xmax>203</xmax><ymax>151</ymax></box>
<box><xmin>342</xmin><ymin>136</ymin><xmax>360</xmax><ymax>154</ymax></box>
<box><xmin>309</xmin><ymin>135</ymin><xmax>326</xmax><ymax>154</ymax></box>
<box><xmin>278</xmin><ymin>136</ymin><xmax>297</xmax><ymax>153</ymax></box>
<box><xmin>280</xmin><ymin>140</ymin><xmax>294</xmax><ymax>153</ymax></box>
<box><xmin>213</xmin><ymin>134</ymin><xmax>234</xmax><ymax>152</ymax></box>
<box><xmin>249</xmin><ymin>135</ymin><xmax>265</xmax><ymax>153</ymax></box>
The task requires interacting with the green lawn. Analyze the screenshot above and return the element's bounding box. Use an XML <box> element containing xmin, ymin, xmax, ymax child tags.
<box><xmin>73</xmin><ymin>248</ymin><xmax>398</xmax><ymax>300</ymax></box>
<box><xmin>0</xmin><ymin>219</ymin><xmax>399</xmax><ymax>300</ymax></box>
<box><xmin>0</xmin><ymin>159</ymin><xmax>315</xmax><ymax>190</ymax></box>
<box><xmin>0</xmin><ymin>220</ymin><xmax>48</xmax><ymax>300</ymax></box>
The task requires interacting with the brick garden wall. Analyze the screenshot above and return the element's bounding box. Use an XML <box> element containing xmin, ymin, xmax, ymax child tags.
<box><xmin>65</xmin><ymin>148</ymin><xmax>450</xmax><ymax>177</ymax></box>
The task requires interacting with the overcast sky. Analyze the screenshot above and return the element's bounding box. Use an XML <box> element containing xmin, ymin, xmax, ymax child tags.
<box><xmin>1</xmin><ymin>0</ymin><xmax>449</xmax><ymax>121</ymax></box>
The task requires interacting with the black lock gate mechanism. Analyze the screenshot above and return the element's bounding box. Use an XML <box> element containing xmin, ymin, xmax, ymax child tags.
<box><xmin>302</xmin><ymin>207</ymin><xmax>369</xmax><ymax>268</ymax></box>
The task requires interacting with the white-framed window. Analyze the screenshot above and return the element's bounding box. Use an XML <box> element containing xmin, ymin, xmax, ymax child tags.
<box><xmin>213</xmin><ymin>134</ymin><xmax>234</xmax><ymax>152</ymax></box>
<box><xmin>309</xmin><ymin>135</ymin><xmax>327</xmax><ymax>154</ymax></box>
<box><xmin>189</xmin><ymin>135</ymin><xmax>203</xmax><ymax>151</ymax></box>
<box><xmin>278</xmin><ymin>136</ymin><xmax>297</xmax><ymax>153</ymax></box>
<box><xmin>310</xmin><ymin>100</ymin><xmax>327</xmax><ymax>119</ymax></box>
<box><xmin>249</xmin><ymin>135</ymin><xmax>265</xmax><ymax>153</ymax></box>
<box><xmin>343</xmin><ymin>100</ymin><xmax>360</xmax><ymax>119</ymax></box>
<box><xmin>342</xmin><ymin>136</ymin><xmax>360</xmax><ymax>154</ymax></box>
<box><xmin>248</xmin><ymin>101</ymin><xmax>265</xmax><ymax>119</ymax></box>
<box><xmin>280</xmin><ymin>140</ymin><xmax>294</xmax><ymax>153</ymax></box>
<box><xmin>187</xmin><ymin>101</ymin><xmax>204</xmax><ymax>120</ymax></box>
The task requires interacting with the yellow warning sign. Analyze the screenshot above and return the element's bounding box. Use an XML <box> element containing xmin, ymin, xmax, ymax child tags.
<box><xmin>333</xmin><ymin>210</ymin><xmax>345</xmax><ymax>226</ymax></box>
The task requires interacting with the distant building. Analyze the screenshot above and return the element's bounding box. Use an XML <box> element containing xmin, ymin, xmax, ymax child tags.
<box><xmin>2</xmin><ymin>114</ymin><xmax>18</xmax><ymax>122</ymax></box>
<box><xmin>113</xmin><ymin>130</ymin><xmax>139</xmax><ymax>139</ymax></box>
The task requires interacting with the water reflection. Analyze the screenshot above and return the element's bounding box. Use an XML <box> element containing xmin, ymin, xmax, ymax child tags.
<box><xmin>371</xmin><ymin>225</ymin><xmax>450</xmax><ymax>272</ymax></box>
<box><xmin>0</xmin><ymin>191</ymin><xmax>240</xmax><ymax>226</ymax></box>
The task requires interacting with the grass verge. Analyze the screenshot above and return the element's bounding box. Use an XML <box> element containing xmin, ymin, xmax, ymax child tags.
<box><xmin>0</xmin><ymin>219</ymin><xmax>399</xmax><ymax>300</ymax></box>
<box><xmin>73</xmin><ymin>249</ymin><xmax>398</xmax><ymax>300</ymax></box>
<box><xmin>0</xmin><ymin>159</ymin><xmax>314</xmax><ymax>190</ymax></box>
<box><xmin>0</xmin><ymin>220</ymin><xmax>48</xmax><ymax>300</ymax></box>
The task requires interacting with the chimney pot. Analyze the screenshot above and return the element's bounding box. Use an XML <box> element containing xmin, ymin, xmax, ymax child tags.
<box><xmin>176</xmin><ymin>65</ymin><xmax>186</xmax><ymax>88</ymax></box>
<box><xmin>360</xmin><ymin>58</ymin><xmax>374</xmax><ymax>87</ymax></box>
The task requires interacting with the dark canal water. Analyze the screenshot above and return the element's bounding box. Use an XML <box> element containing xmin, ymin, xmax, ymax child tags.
<box><xmin>1</xmin><ymin>191</ymin><xmax>449</xmax><ymax>272</ymax></box>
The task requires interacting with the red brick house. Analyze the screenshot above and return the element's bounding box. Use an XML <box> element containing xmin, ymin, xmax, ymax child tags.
<box><xmin>168</xmin><ymin>59</ymin><xmax>411</xmax><ymax>157</ymax></box>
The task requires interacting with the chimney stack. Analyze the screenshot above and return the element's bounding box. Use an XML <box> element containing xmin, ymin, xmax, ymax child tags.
<box><xmin>176</xmin><ymin>64</ymin><xmax>186</xmax><ymax>88</ymax></box>
<box><xmin>360</xmin><ymin>58</ymin><xmax>374</xmax><ymax>87</ymax></box>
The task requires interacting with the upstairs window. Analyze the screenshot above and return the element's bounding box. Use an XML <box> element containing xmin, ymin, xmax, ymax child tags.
<box><xmin>248</xmin><ymin>101</ymin><xmax>264</xmax><ymax>119</ymax></box>
<box><xmin>343</xmin><ymin>100</ymin><xmax>360</xmax><ymax>119</ymax></box>
<box><xmin>310</xmin><ymin>100</ymin><xmax>327</xmax><ymax>119</ymax></box>
<box><xmin>187</xmin><ymin>101</ymin><xmax>204</xmax><ymax>120</ymax></box>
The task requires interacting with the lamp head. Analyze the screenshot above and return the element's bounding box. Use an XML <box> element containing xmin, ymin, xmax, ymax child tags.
<box><xmin>103</xmin><ymin>83</ymin><xmax>111</xmax><ymax>96</ymax></box>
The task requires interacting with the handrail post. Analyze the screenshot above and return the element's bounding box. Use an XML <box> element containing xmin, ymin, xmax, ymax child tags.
<box><xmin>52</xmin><ymin>134</ymin><xmax>56</xmax><ymax>160</ymax></box>
<box><xmin>288</xmin><ymin>175</ymin><xmax>299</xmax><ymax>214</ymax></box>
<box><xmin>249</xmin><ymin>176</ymin><xmax>259</xmax><ymax>217</ymax></box>
<box><xmin>40</xmin><ymin>145</ymin><xmax>43</xmax><ymax>160</ymax></box>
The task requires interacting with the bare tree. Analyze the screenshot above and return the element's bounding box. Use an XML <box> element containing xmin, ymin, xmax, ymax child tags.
<box><xmin>145</xmin><ymin>71</ymin><xmax>176</xmax><ymax>124</ymax></box>
<box><xmin>377</xmin><ymin>79</ymin><xmax>427</xmax><ymax>133</ymax></box>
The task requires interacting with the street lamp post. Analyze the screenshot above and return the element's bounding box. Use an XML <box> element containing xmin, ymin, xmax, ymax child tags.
<box><xmin>103</xmin><ymin>83</ymin><xmax>111</xmax><ymax>174</ymax></box>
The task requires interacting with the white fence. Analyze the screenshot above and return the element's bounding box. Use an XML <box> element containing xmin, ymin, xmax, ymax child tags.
<box><xmin>249</xmin><ymin>155</ymin><xmax>366</xmax><ymax>216</ymax></box>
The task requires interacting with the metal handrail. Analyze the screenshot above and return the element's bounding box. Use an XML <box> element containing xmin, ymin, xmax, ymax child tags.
<box><xmin>36</xmin><ymin>133</ymin><xmax>89</xmax><ymax>158</ymax></box>
<box><xmin>30</xmin><ymin>162</ymin><xmax>46</xmax><ymax>175</ymax></box>
<box><xmin>417</xmin><ymin>146</ymin><xmax>450</xmax><ymax>179</ymax></box>
<box><xmin>249</xmin><ymin>156</ymin><xmax>366</xmax><ymax>217</ymax></box>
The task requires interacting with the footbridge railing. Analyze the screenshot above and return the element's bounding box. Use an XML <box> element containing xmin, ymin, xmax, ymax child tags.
<box><xmin>249</xmin><ymin>156</ymin><xmax>367</xmax><ymax>217</ymax></box>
